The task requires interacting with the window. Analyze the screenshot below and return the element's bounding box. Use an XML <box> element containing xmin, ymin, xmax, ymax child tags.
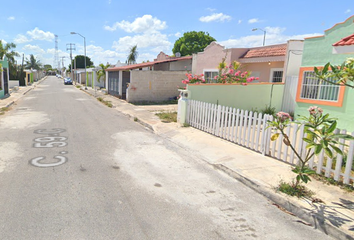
<box><xmin>270</xmin><ymin>68</ymin><xmax>283</xmax><ymax>82</ymax></box>
<box><xmin>296</xmin><ymin>67</ymin><xmax>345</xmax><ymax>107</ymax></box>
<box><xmin>204</xmin><ymin>70</ymin><xmax>218</xmax><ymax>83</ymax></box>
<box><xmin>300</xmin><ymin>71</ymin><xmax>339</xmax><ymax>101</ymax></box>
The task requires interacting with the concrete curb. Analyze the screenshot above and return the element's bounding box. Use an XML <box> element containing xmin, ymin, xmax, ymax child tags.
<box><xmin>214</xmin><ymin>164</ymin><xmax>354</xmax><ymax>240</ymax></box>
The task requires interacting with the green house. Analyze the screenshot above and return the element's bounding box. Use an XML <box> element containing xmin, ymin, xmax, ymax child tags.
<box><xmin>0</xmin><ymin>56</ymin><xmax>9</xmax><ymax>99</ymax></box>
<box><xmin>295</xmin><ymin>15</ymin><xmax>354</xmax><ymax>131</ymax></box>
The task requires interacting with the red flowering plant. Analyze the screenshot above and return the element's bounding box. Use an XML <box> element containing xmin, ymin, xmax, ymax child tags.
<box><xmin>182</xmin><ymin>73</ymin><xmax>206</xmax><ymax>85</ymax></box>
<box><xmin>215</xmin><ymin>61</ymin><xmax>259</xmax><ymax>85</ymax></box>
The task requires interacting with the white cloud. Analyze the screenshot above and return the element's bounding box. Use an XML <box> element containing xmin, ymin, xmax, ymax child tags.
<box><xmin>219</xmin><ymin>26</ymin><xmax>321</xmax><ymax>48</ymax></box>
<box><xmin>112</xmin><ymin>32</ymin><xmax>172</xmax><ymax>53</ymax></box>
<box><xmin>248</xmin><ymin>18</ymin><xmax>260</xmax><ymax>24</ymax></box>
<box><xmin>7</xmin><ymin>16</ymin><xmax>15</xmax><ymax>21</ymax></box>
<box><xmin>175</xmin><ymin>32</ymin><xmax>182</xmax><ymax>38</ymax></box>
<box><xmin>104</xmin><ymin>15</ymin><xmax>167</xmax><ymax>33</ymax></box>
<box><xmin>22</xmin><ymin>44</ymin><xmax>46</xmax><ymax>54</ymax></box>
<box><xmin>86</xmin><ymin>45</ymin><xmax>126</xmax><ymax>64</ymax></box>
<box><xmin>206</xmin><ymin>7</ymin><xmax>216</xmax><ymax>12</ymax></box>
<box><xmin>14</xmin><ymin>34</ymin><xmax>31</xmax><ymax>44</ymax></box>
<box><xmin>199</xmin><ymin>13</ymin><xmax>232</xmax><ymax>23</ymax></box>
<box><xmin>345</xmin><ymin>9</ymin><xmax>351</xmax><ymax>14</ymax></box>
<box><xmin>238</xmin><ymin>20</ymin><xmax>242</xmax><ymax>24</ymax></box>
<box><xmin>26</xmin><ymin>27</ymin><xmax>55</xmax><ymax>41</ymax></box>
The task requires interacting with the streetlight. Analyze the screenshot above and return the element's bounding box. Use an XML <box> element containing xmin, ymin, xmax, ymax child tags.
<box><xmin>252</xmin><ymin>28</ymin><xmax>266</xmax><ymax>46</ymax></box>
<box><xmin>70</xmin><ymin>32</ymin><xmax>86</xmax><ymax>89</ymax></box>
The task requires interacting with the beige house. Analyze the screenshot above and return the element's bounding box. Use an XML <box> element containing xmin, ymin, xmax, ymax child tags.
<box><xmin>105</xmin><ymin>52</ymin><xmax>192</xmax><ymax>102</ymax></box>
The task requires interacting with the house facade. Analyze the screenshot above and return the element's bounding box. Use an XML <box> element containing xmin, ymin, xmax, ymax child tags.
<box><xmin>192</xmin><ymin>41</ymin><xmax>303</xmax><ymax>84</ymax></box>
<box><xmin>295</xmin><ymin>15</ymin><xmax>354</xmax><ymax>131</ymax></box>
<box><xmin>105</xmin><ymin>52</ymin><xmax>192</xmax><ymax>102</ymax></box>
<box><xmin>0</xmin><ymin>56</ymin><xmax>9</xmax><ymax>98</ymax></box>
<box><xmin>191</xmin><ymin>41</ymin><xmax>304</xmax><ymax>113</ymax></box>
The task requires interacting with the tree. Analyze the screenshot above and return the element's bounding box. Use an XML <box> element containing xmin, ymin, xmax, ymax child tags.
<box><xmin>314</xmin><ymin>58</ymin><xmax>354</xmax><ymax>88</ymax></box>
<box><xmin>69</xmin><ymin>55</ymin><xmax>94</xmax><ymax>69</ymax></box>
<box><xmin>0</xmin><ymin>40</ymin><xmax>19</xmax><ymax>63</ymax></box>
<box><xmin>127</xmin><ymin>45</ymin><xmax>138</xmax><ymax>65</ymax></box>
<box><xmin>172</xmin><ymin>31</ymin><xmax>216</xmax><ymax>56</ymax></box>
<box><xmin>25</xmin><ymin>54</ymin><xmax>42</xmax><ymax>70</ymax></box>
<box><xmin>97</xmin><ymin>63</ymin><xmax>110</xmax><ymax>83</ymax></box>
<box><xmin>43</xmin><ymin>64</ymin><xmax>52</xmax><ymax>71</ymax></box>
<box><xmin>0</xmin><ymin>40</ymin><xmax>20</xmax><ymax>79</ymax></box>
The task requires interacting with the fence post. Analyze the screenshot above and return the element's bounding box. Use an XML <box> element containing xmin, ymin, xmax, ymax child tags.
<box><xmin>177</xmin><ymin>90</ymin><xmax>190</xmax><ymax>125</ymax></box>
<box><xmin>215</xmin><ymin>105</ymin><xmax>222</xmax><ymax>136</ymax></box>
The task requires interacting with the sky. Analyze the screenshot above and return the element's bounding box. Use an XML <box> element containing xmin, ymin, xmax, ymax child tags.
<box><xmin>0</xmin><ymin>0</ymin><xmax>353</xmax><ymax>69</ymax></box>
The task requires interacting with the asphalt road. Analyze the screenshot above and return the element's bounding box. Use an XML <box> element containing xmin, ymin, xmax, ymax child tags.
<box><xmin>0</xmin><ymin>76</ymin><xmax>334</xmax><ymax>239</ymax></box>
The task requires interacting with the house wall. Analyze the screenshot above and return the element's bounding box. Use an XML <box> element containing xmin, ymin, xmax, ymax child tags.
<box><xmin>154</xmin><ymin>59</ymin><xmax>192</xmax><ymax>71</ymax></box>
<box><xmin>127</xmin><ymin>71</ymin><xmax>186</xmax><ymax>102</ymax></box>
<box><xmin>187</xmin><ymin>83</ymin><xmax>284</xmax><ymax>112</ymax></box>
<box><xmin>169</xmin><ymin>59</ymin><xmax>192</xmax><ymax>71</ymax></box>
<box><xmin>192</xmin><ymin>42</ymin><xmax>246</xmax><ymax>75</ymax></box>
<box><xmin>295</xmin><ymin>15</ymin><xmax>354</xmax><ymax>131</ymax></box>
<box><xmin>0</xmin><ymin>89</ymin><xmax>4</xmax><ymax>99</ymax></box>
<box><xmin>284</xmin><ymin>40</ymin><xmax>304</xmax><ymax>77</ymax></box>
<box><xmin>302</xmin><ymin>16</ymin><xmax>354</xmax><ymax>67</ymax></box>
<box><xmin>241</xmin><ymin>62</ymin><xmax>284</xmax><ymax>82</ymax></box>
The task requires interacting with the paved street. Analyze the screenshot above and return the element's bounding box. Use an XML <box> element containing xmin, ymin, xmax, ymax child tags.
<box><xmin>0</xmin><ymin>76</ymin><xmax>334</xmax><ymax>239</ymax></box>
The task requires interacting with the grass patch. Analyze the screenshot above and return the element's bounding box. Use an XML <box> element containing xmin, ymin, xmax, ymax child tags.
<box><xmin>182</xmin><ymin>123</ymin><xmax>190</xmax><ymax>127</ymax></box>
<box><xmin>156</xmin><ymin>111</ymin><xmax>177</xmax><ymax>123</ymax></box>
<box><xmin>131</xmin><ymin>99</ymin><xmax>178</xmax><ymax>105</ymax></box>
<box><xmin>276</xmin><ymin>181</ymin><xmax>315</xmax><ymax>198</ymax></box>
<box><xmin>312</xmin><ymin>174</ymin><xmax>354</xmax><ymax>192</ymax></box>
<box><xmin>0</xmin><ymin>107</ymin><xmax>10</xmax><ymax>115</ymax></box>
<box><xmin>134</xmin><ymin>117</ymin><xmax>138</xmax><ymax>122</ymax></box>
<box><xmin>76</xmin><ymin>85</ymin><xmax>81</xmax><ymax>88</ymax></box>
<box><xmin>97</xmin><ymin>97</ymin><xmax>113</xmax><ymax>108</ymax></box>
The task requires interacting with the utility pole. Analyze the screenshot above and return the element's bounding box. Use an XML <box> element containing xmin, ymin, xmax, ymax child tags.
<box><xmin>66</xmin><ymin>43</ymin><xmax>76</xmax><ymax>82</ymax></box>
<box><xmin>54</xmin><ymin>35</ymin><xmax>59</xmax><ymax>72</ymax></box>
<box><xmin>60</xmin><ymin>56</ymin><xmax>66</xmax><ymax>76</ymax></box>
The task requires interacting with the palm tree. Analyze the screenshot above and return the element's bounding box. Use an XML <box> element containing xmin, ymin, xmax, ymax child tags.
<box><xmin>25</xmin><ymin>54</ymin><xmax>41</xmax><ymax>70</ymax></box>
<box><xmin>0</xmin><ymin>40</ymin><xmax>19</xmax><ymax>63</ymax></box>
<box><xmin>97</xmin><ymin>63</ymin><xmax>110</xmax><ymax>87</ymax></box>
<box><xmin>126</xmin><ymin>45</ymin><xmax>138</xmax><ymax>65</ymax></box>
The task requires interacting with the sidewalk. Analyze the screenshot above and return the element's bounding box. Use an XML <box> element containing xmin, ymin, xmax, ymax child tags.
<box><xmin>0</xmin><ymin>77</ymin><xmax>47</xmax><ymax>109</ymax></box>
<box><xmin>2</xmin><ymin>79</ymin><xmax>353</xmax><ymax>239</ymax></box>
<box><xmin>80</xmin><ymin>85</ymin><xmax>354</xmax><ymax>240</ymax></box>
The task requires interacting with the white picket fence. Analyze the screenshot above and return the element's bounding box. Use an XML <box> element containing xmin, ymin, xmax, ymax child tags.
<box><xmin>187</xmin><ymin>100</ymin><xmax>354</xmax><ymax>185</ymax></box>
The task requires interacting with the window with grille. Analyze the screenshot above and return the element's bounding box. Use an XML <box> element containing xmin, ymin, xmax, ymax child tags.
<box><xmin>272</xmin><ymin>71</ymin><xmax>283</xmax><ymax>82</ymax></box>
<box><xmin>300</xmin><ymin>71</ymin><xmax>339</xmax><ymax>101</ymax></box>
<box><xmin>204</xmin><ymin>71</ymin><xmax>219</xmax><ymax>83</ymax></box>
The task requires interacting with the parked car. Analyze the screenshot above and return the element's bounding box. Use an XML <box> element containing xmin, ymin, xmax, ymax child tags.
<box><xmin>64</xmin><ymin>78</ymin><xmax>73</xmax><ymax>85</ymax></box>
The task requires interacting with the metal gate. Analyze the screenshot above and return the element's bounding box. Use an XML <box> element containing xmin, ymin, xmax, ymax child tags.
<box><xmin>108</xmin><ymin>71</ymin><xmax>119</xmax><ymax>97</ymax></box>
<box><xmin>3</xmin><ymin>69</ymin><xmax>8</xmax><ymax>95</ymax></box>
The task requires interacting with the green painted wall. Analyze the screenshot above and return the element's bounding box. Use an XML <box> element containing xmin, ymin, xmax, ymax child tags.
<box><xmin>0</xmin><ymin>89</ymin><xmax>4</xmax><ymax>99</ymax></box>
<box><xmin>302</xmin><ymin>15</ymin><xmax>354</xmax><ymax>67</ymax></box>
<box><xmin>187</xmin><ymin>84</ymin><xmax>284</xmax><ymax>112</ymax></box>
<box><xmin>30</xmin><ymin>73</ymin><xmax>33</xmax><ymax>83</ymax></box>
<box><xmin>0</xmin><ymin>56</ymin><xmax>9</xmax><ymax>69</ymax></box>
<box><xmin>296</xmin><ymin>16</ymin><xmax>354</xmax><ymax>132</ymax></box>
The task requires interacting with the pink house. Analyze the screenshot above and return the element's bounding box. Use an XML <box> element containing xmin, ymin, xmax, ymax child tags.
<box><xmin>192</xmin><ymin>41</ymin><xmax>304</xmax><ymax>84</ymax></box>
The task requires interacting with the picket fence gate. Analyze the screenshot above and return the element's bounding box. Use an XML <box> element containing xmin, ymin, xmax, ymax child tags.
<box><xmin>186</xmin><ymin>100</ymin><xmax>354</xmax><ymax>185</ymax></box>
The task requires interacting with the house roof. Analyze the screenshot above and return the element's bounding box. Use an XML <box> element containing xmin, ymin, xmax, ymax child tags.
<box><xmin>241</xmin><ymin>44</ymin><xmax>287</xmax><ymax>58</ymax></box>
<box><xmin>333</xmin><ymin>33</ymin><xmax>354</xmax><ymax>46</ymax></box>
<box><xmin>106</xmin><ymin>56</ymin><xmax>192</xmax><ymax>71</ymax></box>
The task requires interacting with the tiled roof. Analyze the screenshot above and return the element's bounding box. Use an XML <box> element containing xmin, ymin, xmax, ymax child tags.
<box><xmin>333</xmin><ymin>33</ymin><xmax>354</xmax><ymax>46</ymax></box>
<box><xmin>106</xmin><ymin>56</ymin><xmax>192</xmax><ymax>71</ymax></box>
<box><xmin>241</xmin><ymin>44</ymin><xmax>287</xmax><ymax>58</ymax></box>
